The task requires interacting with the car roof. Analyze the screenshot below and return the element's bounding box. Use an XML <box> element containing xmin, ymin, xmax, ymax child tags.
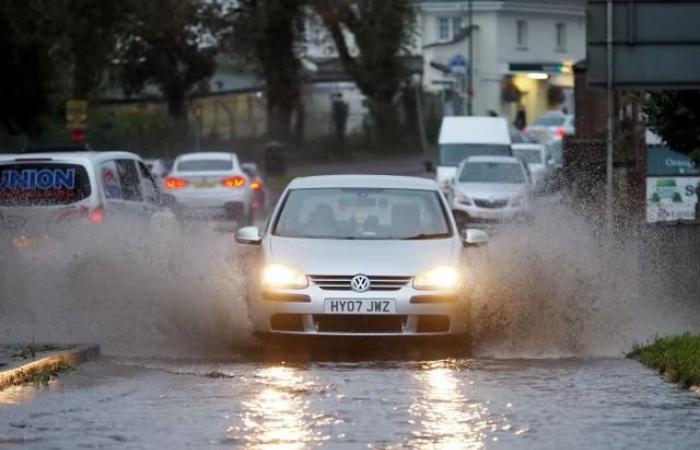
<box><xmin>464</xmin><ymin>155</ymin><xmax>521</xmax><ymax>164</ymax></box>
<box><xmin>512</xmin><ymin>143</ymin><xmax>545</xmax><ymax>151</ymax></box>
<box><xmin>176</xmin><ymin>152</ymin><xmax>237</xmax><ymax>161</ymax></box>
<box><xmin>288</xmin><ymin>175</ymin><xmax>439</xmax><ymax>190</ymax></box>
<box><xmin>438</xmin><ymin>116</ymin><xmax>510</xmax><ymax>145</ymax></box>
<box><xmin>0</xmin><ymin>151</ymin><xmax>143</xmax><ymax>165</ymax></box>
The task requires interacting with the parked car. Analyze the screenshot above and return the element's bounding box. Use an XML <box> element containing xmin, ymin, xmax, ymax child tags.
<box><xmin>512</xmin><ymin>143</ymin><xmax>551</xmax><ymax>193</ymax></box>
<box><xmin>164</xmin><ymin>152</ymin><xmax>253</xmax><ymax>224</ymax></box>
<box><xmin>241</xmin><ymin>162</ymin><xmax>267</xmax><ymax>220</ymax></box>
<box><xmin>450</xmin><ymin>156</ymin><xmax>532</xmax><ymax>227</ymax></box>
<box><xmin>0</xmin><ymin>148</ymin><xmax>172</xmax><ymax>253</ymax></box>
<box><xmin>527</xmin><ymin>111</ymin><xmax>574</xmax><ymax>143</ymax></box>
<box><xmin>510</xmin><ymin>127</ymin><xmax>540</xmax><ymax>144</ymax></box>
<box><xmin>430</xmin><ymin>116</ymin><xmax>513</xmax><ymax>197</ymax></box>
<box><xmin>234</xmin><ymin>174</ymin><xmax>489</xmax><ymax>339</ymax></box>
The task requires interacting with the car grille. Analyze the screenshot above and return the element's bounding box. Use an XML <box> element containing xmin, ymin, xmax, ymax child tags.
<box><xmin>474</xmin><ymin>198</ymin><xmax>509</xmax><ymax>209</ymax></box>
<box><xmin>309</xmin><ymin>275</ymin><xmax>412</xmax><ymax>291</ymax></box>
<box><xmin>313</xmin><ymin>315</ymin><xmax>407</xmax><ymax>333</ymax></box>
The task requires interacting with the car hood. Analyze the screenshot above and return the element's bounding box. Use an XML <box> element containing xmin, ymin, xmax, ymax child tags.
<box><xmin>267</xmin><ymin>236</ymin><xmax>459</xmax><ymax>276</ymax></box>
<box><xmin>454</xmin><ymin>182</ymin><xmax>525</xmax><ymax>199</ymax></box>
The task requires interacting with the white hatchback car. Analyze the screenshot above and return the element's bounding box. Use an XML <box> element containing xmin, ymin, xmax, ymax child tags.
<box><xmin>235</xmin><ymin>175</ymin><xmax>488</xmax><ymax>338</ymax></box>
<box><xmin>165</xmin><ymin>152</ymin><xmax>253</xmax><ymax>223</ymax></box>
<box><xmin>451</xmin><ymin>156</ymin><xmax>532</xmax><ymax>226</ymax></box>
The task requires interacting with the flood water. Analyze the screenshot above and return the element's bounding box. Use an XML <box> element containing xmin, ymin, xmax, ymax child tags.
<box><xmin>1</xmin><ymin>356</ymin><xmax>699</xmax><ymax>449</ymax></box>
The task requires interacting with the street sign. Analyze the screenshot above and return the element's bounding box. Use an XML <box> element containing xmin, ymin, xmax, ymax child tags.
<box><xmin>587</xmin><ymin>0</ymin><xmax>700</xmax><ymax>88</ymax></box>
<box><xmin>447</xmin><ymin>54</ymin><xmax>468</xmax><ymax>73</ymax></box>
<box><xmin>66</xmin><ymin>99</ymin><xmax>88</xmax><ymax>130</ymax></box>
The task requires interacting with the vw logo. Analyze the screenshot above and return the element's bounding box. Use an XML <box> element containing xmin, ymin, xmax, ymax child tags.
<box><xmin>350</xmin><ymin>275</ymin><xmax>371</xmax><ymax>293</ymax></box>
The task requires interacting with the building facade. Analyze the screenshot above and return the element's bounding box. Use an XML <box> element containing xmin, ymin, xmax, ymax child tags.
<box><xmin>418</xmin><ymin>0</ymin><xmax>586</xmax><ymax>124</ymax></box>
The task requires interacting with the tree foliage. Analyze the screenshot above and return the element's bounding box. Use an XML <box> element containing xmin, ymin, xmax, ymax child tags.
<box><xmin>114</xmin><ymin>0</ymin><xmax>225</xmax><ymax>118</ymax></box>
<box><xmin>227</xmin><ymin>0</ymin><xmax>304</xmax><ymax>140</ymax></box>
<box><xmin>644</xmin><ymin>91</ymin><xmax>700</xmax><ymax>161</ymax></box>
<box><xmin>313</xmin><ymin>0</ymin><xmax>415</xmax><ymax>146</ymax></box>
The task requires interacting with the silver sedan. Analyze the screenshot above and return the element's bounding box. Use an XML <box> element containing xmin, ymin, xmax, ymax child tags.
<box><xmin>235</xmin><ymin>175</ymin><xmax>487</xmax><ymax>338</ymax></box>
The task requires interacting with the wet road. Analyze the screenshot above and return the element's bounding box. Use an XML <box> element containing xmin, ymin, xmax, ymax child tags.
<box><xmin>1</xmin><ymin>356</ymin><xmax>699</xmax><ymax>449</ymax></box>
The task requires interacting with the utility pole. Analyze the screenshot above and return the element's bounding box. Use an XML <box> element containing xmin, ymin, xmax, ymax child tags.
<box><xmin>467</xmin><ymin>0</ymin><xmax>474</xmax><ymax>116</ymax></box>
<box><xmin>606</xmin><ymin>0</ymin><xmax>614</xmax><ymax>228</ymax></box>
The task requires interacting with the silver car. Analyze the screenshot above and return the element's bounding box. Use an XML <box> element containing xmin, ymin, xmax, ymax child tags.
<box><xmin>235</xmin><ymin>175</ymin><xmax>487</xmax><ymax>338</ymax></box>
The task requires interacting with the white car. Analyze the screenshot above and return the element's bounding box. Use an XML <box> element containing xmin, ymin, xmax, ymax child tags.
<box><xmin>0</xmin><ymin>148</ymin><xmax>169</xmax><ymax>253</ymax></box>
<box><xmin>165</xmin><ymin>152</ymin><xmax>253</xmax><ymax>223</ymax></box>
<box><xmin>527</xmin><ymin>111</ymin><xmax>574</xmax><ymax>143</ymax></box>
<box><xmin>451</xmin><ymin>156</ymin><xmax>531</xmax><ymax>226</ymax></box>
<box><xmin>512</xmin><ymin>143</ymin><xmax>551</xmax><ymax>191</ymax></box>
<box><xmin>234</xmin><ymin>175</ymin><xmax>488</xmax><ymax>338</ymax></box>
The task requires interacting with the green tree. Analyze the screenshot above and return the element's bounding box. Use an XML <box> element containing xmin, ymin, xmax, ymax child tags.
<box><xmin>114</xmin><ymin>0</ymin><xmax>224</xmax><ymax>118</ymax></box>
<box><xmin>644</xmin><ymin>91</ymin><xmax>700</xmax><ymax>162</ymax></box>
<box><xmin>313</xmin><ymin>0</ymin><xmax>415</xmax><ymax>148</ymax></box>
<box><xmin>227</xmin><ymin>0</ymin><xmax>304</xmax><ymax>141</ymax></box>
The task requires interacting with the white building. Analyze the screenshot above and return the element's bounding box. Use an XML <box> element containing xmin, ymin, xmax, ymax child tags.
<box><xmin>296</xmin><ymin>0</ymin><xmax>586</xmax><ymax>133</ymax></box>
<box><xmin>417</xmin><ymin>0</ymin><xmax>586</xmax><ymax>122</ymax></box>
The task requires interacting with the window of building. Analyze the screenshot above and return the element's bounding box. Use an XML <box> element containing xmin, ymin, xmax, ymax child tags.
<box><xmin>556</xmin><ymin>22</ymin><xmax>567</xmax><ymax>51</ymax></box>
<box><xmin>516</xmin><ymin>20</ymin><xmax>528</xmax><ymax>49</ymax></box>
<box><xmin>452</xmin><ymin>16</ymin><xmax>462</xmax><ymax>37</ymax></box>
<box><xmin>438</xmin><ymin>17</ymin><xmax>450</xmax><ymax>41</ymax></box>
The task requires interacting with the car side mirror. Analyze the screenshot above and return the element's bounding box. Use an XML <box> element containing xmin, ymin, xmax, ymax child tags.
<box><xmin>235</xmin><ymin>226</ymin><xmax>262</xmax><ymax>245</ymax></box>
<box><xmin>463</xmin><ymin>228</ymin><xmax>489</xmax><ymax>247</ymax></box>
<box><xmin>424</xmin><ymin>160</ymin><xmax>435</xmax><ymax>173</ymax></box>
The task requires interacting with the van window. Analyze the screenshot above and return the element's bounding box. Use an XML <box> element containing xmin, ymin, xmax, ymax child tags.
<box><xmin>116</xmin><ymin>159</ymin><xmax>142</xmax><ymax>201</ymax></box>
<box><xmin>439</xmin><ymin>144</ymin><xmax>512</xmax><ymax>166</ymax></box>
<box><xmin>100</xmin><ymin>161</ymin><xmax>123</xmax><ymax>199</ymax></box>
<box><xmin>138</xmin><ymin>161</ymin><xmax>160</xmax><ymax>204</ymax></box>
<box><xmin>0</xmin><ymin>162</ymin><xmax>91</xmax><ymax>206</ymax></box>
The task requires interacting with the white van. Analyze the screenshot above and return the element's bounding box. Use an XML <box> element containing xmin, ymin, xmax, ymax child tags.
<box><xmin>431</xmin><ymin>116</ymin><xmax>512</xmax><ymax>196</ymax></box>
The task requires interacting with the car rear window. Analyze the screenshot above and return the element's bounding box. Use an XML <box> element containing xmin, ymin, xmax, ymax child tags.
<box><xmin>177</xmin><ymin>159</ymin><xmax>232</xmax><ymax>171</ymax></box>
<box><xmin>0</xmin><ymin>162</ymin><xmax>91</xmax><ymax>206</ymax></box>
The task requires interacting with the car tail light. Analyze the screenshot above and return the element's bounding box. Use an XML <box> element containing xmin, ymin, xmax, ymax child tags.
<box><xmin>89</xmin><ymin>206</ymin><xmax>105</xmax><ymax>225</ymax></box>
<box><xmin>555</xmin><ymin>127</ymin><xmax>567</xmax><ymax>139</ymax></box>
<box><xmin>250</xmin><ymin>180</ymin><xmax>263</xmax><ymax>191</ymax></box>
<box><xmin>165</xmin><ymin>177</ymin><xmax>189</xmax><ymax>189</ymax></box>
<box><xmin>222</xmin><ymin>176</ymin><xmax>246</xmax><ymax>188</ymax></box>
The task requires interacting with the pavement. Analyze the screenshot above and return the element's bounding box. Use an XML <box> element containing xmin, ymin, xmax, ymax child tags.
<box><xmin>0</xmin><ymin>345</ymin><xmax>99</xmax><ymax>389</ymax></box>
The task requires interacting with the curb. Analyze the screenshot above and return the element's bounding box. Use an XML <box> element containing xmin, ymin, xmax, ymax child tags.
<box><xmin>0</xmin><ymin>345</ymin><xmax>100</xmax><ymax>390</ymax></box>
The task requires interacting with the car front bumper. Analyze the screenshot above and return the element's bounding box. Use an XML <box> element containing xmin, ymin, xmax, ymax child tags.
<box><xmin>248</xmin><ymin>285</ymin><xmax>469</xmax><ymax>337</ymax></box>
<box><xmin>451</xmin><ymin>202</ymin><xmax>528</xmax><ymax>222</ymax></box>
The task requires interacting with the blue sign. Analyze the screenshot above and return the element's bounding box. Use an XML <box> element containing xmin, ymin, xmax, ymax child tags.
<box><xmin>0</xmin><ymin>169</ymin><xmax>76</xmax><ymax>190</ymax></box>
<box><xmin>647</xmin><ymin>146</ymin><xmax>699</xmax><ymax>177</ymax></box>
<box><xmin>448</xmin><ymin>55</ymin><xmax>468</xmax><ymax>72</ymax></box>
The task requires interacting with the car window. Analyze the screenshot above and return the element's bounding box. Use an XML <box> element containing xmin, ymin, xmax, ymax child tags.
<box><xmin>177</xmin><ymin>159</ymin><xmax>233</xmax><ymax>171</ymax></box>
<box><xmin>533</xmin><ymin>115</ymin><xmax>565</xmax><ymax>127</ymax></box>
<box><xmin>459</xmin><ymin>162</ymin><xmax>526</xmax><ymax>183</ymax></box>
<box><xmin>0</xmin><ymin>162</ymin><xmax>91</xmax><ymax>206</ymax></box>
<box><xmin>100</xmin><ymin>160</ymin><xmax>123</xmax><ymax>200</ymax></box>
<box><xmin>513</xmin><ymin>149</ymin><xmax>543</xmax><ymax>164</ymax></box>
<box><xmin>138</xmin><ymin>161</ymin><xmax>160</xmax><ymax>204</ymax></box>
<box><xmin>274</xmin><ymin>188</ymin><xmax>451</xmax><ymax>240</ymax></box>
<box><xmin>439</xmin><ymin>144</ymin><xmax>512</xmax><ymax>166</ymax></box>
<box><xmin>115</xmin><ymin>159</ymin><xmax>142</xmax><ymax>201</ymax></box>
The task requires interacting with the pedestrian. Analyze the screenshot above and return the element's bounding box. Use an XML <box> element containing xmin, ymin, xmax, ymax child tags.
<box><xmin>513</xmin><ymin>105</ymin><xmax>527</xmax><ymax>130</ymax></box>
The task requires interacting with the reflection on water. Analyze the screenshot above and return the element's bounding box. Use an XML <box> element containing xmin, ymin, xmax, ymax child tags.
<box><xmin>229</xmin><ymin>366</ymin><xmax>327</xmax><ymax>449</ymax></box>
<box><xmin>408</xmin><ymin>361</ymin><xmax>492</xmax><ymax>449</ymax></box>
<box><xmin>0</xmin><ymin>380</ymin><xmax>61</xmax><ymax>406</ymax></box>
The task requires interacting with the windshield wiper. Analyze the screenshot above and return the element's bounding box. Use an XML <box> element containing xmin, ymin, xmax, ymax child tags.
<box><xmin>401</xmin><ymin>233</ymin><xmax>450</xmax><ymax>240</ymax></box>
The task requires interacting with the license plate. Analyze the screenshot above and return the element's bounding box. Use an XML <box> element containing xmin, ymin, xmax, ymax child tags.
<box><xmin>12</xmin><ymin>235</ymin><xmax>48</xmax><ymax>250</ymax></box>
<box><xmin>193</xmin><ymin>181</ymin><xmax>216</xmax><ymax>189</ymax></box>
<box><xmin>324</xmin><ymin>299</ymin><xmax>397</xmax><ymax>314</ymax></box>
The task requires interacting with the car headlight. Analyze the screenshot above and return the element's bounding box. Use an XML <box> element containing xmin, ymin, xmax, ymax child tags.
<box><xmin>454</xmin><ymin>193</ymin><xmax>472</xmax><ymax>205</ymax></box>
<box><xmin>413</xmin><ymin>266</ymin><xmax>459</xmax><ymax>291</ymax></box>
<box><xmin>262</xmin><ymin>264</ymin><xmax>308</xmax><ymax>289</ymax></box>
<box><xmin>511</xmin><ymin>195</ymin><xmax>526</xmax><ymax>207</ymax></box>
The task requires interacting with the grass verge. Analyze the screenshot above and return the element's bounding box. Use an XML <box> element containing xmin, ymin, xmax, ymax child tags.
<box><xmin>629</xmin><ymin>333</ymin><xmax>700</xmax><ymax>389</ymax></box>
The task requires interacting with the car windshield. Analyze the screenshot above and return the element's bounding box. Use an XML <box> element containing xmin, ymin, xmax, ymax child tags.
<box><xmin>0</xmin><ymin>162</ymin><xmax>92</xmax><ymax>206</ymax></box>
<box><xmin>533</xmin><ymin>115</ymin><xmax>565</xmax><ymax>127</ymax></box>
<box><xmin>177</xmin><ymin>159</ymin><xmax>232</xmax><ymax>171</ymax></box>
<box><xmin>513</xmin><ymin>148</ymin><xmax>543</xmax><ymax>164</ymax></box>
<box><xmin>439</xmin><ymin>144</ymin><xmax>512</xmax><ymax>166</ymax></box>
<box><xmin>459</xmin><ymin>162</ymin><xmax>526</xmax><ymax>184</ymax></box>
<box><xmin>273</xmin><ymin>188</ymin><xmax>451</xmax><ymax>240</ymax></box>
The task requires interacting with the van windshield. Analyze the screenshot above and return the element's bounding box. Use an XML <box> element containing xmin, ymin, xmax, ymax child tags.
<box><xmin>439</xmin><ymin>144</ymin><xmax>512</xmax><ymax>166</ymax></box>
<box><xmin>0</xmin><ymin>162</ymin><xmax>91</xmax><ymax>206</ymax></box>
